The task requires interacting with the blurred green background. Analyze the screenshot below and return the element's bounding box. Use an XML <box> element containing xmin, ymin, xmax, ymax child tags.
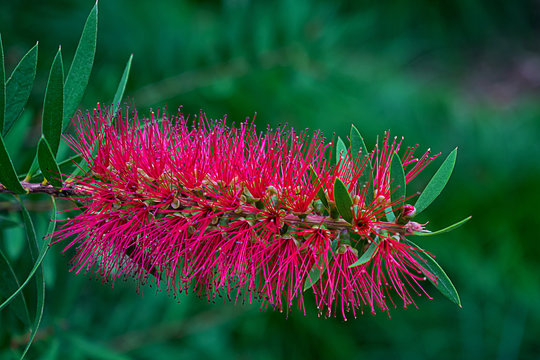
<box><xmin>1</xmin><ymin>0</ymin><xmax>540</xmax><ymax>359</ymax></box>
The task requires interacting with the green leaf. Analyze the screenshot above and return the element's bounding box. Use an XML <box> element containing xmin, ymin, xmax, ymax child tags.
<box><xmin>111</xmin><ymin>54</ymin><xmax>133</xmax><ymax>115</ymax></box>
<box><xmin>0</xmin><ymin>136</ymin><xmax>26</xmax><ymax>193</ymax></box>
<box><xmin>390</xmin><ymin>151</ymin><xmax>406</xmax><ymax>216</ymax></box>
<box><xmin>63</xmin><ymin>2</ymin><xmax>98</xmax><ymax>129</ymax></box>
<box><xmin>19</xmin><ymin>201</ymin><xmax>49</xmax><ymax>359</ymax></box>
<box><xmin>310</xmin><ymin>165</ymin><xmax>328</xmax><ymax>209</ymax></box>
<box><xmin>42</xmin><ymin>47</ymin><xmax>64</xmax><ymax>156</ymax></box>
<box><xmin>23</xmin><ymin>156</ymin><xmax>39</xmax><ymax>182</ymax></box>
<box><xmin>333</xmin><ymin>178</ymin><xmax>353</xmax><ymax>223</ymax></box>
<box><xmin>336</xmin><ymin>136</ymin><xmax>347</xmax><ymax>164</ymax></box>
<box><xmin>24</xmin><ymin>286</ymin><xmax>45</xmax><ymax>360</ymax></box>
<box><xmin>349</xmin><ymin>241</ymin><xmax>378</xmax><ymax>268</ymax></box>
<box><xmin>363</xmin><ymin>177</ymin><xmax>374</xmax><ymax>206</ymax></box>
<box><xmin>411</xmin><ymin>216</ymin><xmax>472</xmax><ymax>237</ymax></box>
<box><xmin>327</xmin><ymin>140</ymin><xmax>336</xmax><ymax>167</ymax></box>
<box><xmin>5</xmin><ymin>109</ymin><xmax>31</xmax><ymax>158</ymax></box>
<box><xmin>57</xmin><ymin>153</ymin><xmax>84</xmax><ymax>169</ymax></box>
<box><xmin>0</xmin><ymin>198</ymin><xmax>55</xmax><ymax>313</ymax></box>
<box><xmin>415</xmin><ymin>148</ymin><xmax>457</xmax><ymax>215</ymax></box>
<box><xmin>0</xmin><ymin>34</ymin><xmax>5</xmax><ymax>134</ymax></box>
<box><xmin>0</xmin><ymin>248</ymin><xmax>31</xmax><ymax>325</ymax></box>
<box><xmin>385</xmin><ymin>206</ymin><xmax>396</xmax><ymax>222</ymax></box>
<box><xmin>304</xmin><ymin>238</ymin><xmax>337</xmax><ymax>291</ymax></box>
<box><xmin>317</xmin><ymin>187</ymin><xmax>328</xmax><ymax>210</ymax></box>
<box><xmin>3</xmin><ymin>43</ymin><xmax>38</xmax><ymax>136</ymax></box>
<box><xmin>22</xmin><ymin>154</ymin><xmax>83</xmax><ymax>181</ymax></box>
<box><xmin>349</xmin><ymin>125</ymin><xmax>367</xmax><ymax>159</ymax></box>
<box><xmin>405</xmin><ymin>239</ymin><xmax>461</xmax><ymax>306</ymax></box>
<box><xmin>350</xmin><ymin>125</ymin><xmax>373</xmax><ymax>205</ymax></box>
<box><xmin>37</xmin><ymin>136</ymin><xmax>62</xmax><ymax>187</ymax></box>
<box><xmin>304</xmin><ymin>265</ymin><xmax>324</xmax><ymax>291</ymax></box>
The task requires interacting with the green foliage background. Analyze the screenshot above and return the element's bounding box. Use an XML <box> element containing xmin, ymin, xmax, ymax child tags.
<box><xmin>1</xmin><ymin>0</ymin><xmax>540</xmax><ymax>358</ymax></box>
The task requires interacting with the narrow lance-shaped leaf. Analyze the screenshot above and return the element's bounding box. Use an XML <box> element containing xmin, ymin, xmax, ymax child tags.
<box><xmin>0</xmin><ymin>198</ymin><xmax>56</xmax><ymax>313</ymax></box>
<box><xmin>3</xmin><ymin>43</ymin><xmax>38</xmax><ymax>136</ymax></box>
<box><xmin>0</xmin><ymin>248</ymin><xmax>31</xmax><ymax>325</ymax></box>
<box><xmin>385</xmin><ymin>206</ymin><xmax>396</xmax><ymax>222</ymax></box>
<box><xmin>390</xmin><ymin>151</ymin><xmax>406</xmax><ymax>216</ymax></box>
<box><xmin>411</xmin><ymin>216</ymin><xmax>472</xmax><ymax>237</ymax></box>
<box><xmin>304</xmin><ymin>266</ymin><xmax>323</xmax><ymax>292</ymax></box>
<box><xmin>350</xmin><ymin>125</ymin><xmax>373</xmax><ymax>205</ymax></box>
<box><xmin>0</xmin><ymin>33</ymin><xmax>5</xmax><ymax>133</ymax></box>
<box><xmin>42</xmin><ymin>47</ymin><xmax>64</xmax><ymax>155</ymax></box>
<box><xmin>37</xmin><ymin>136</ymin><xmax>62</xmax><ymax>187</ymax></box>
<box><xmin>310</xmin><ymin>165</ymin><xmax>328</xmax><ymax>209</ymax></box>
<box><xmin>336</xmin><ymin>136</ymin><xmax>353</xmax><ymax>182</ymax></box>
<box><xmin>404</xmin><ymin>238</ymin><xmax>461</xmax><ymax>306</ymax></box>
<box><xmin>415</xmin><ymin>148</ymin><xmax>457</xmax><ymax>215</ymax></box>
<box><xmin>336</xmin><ymin>136</ymin><xmax>347</xmax><ymax>164</ymax></box>
<box><xmin>350</xmin><ymin>240</ymin><xmax>378</xmax><ymax>268</ymax></box>
<box><xmin>22</xmin><ymin>154</ymin><xmax>83</xmax><ymax>181</ymax></box>
<box><xmin>304</xmin><ymin>237</ymin><xmax>337</xmax><ymax>291</ymax></box>
<box><xmin>317</xmin><ymin>187</ymin><xmax>328</xmax><ymax>210</ymax></box>
<box><xmin>21</xmin><ymin>273</ymin><xmax>45</xmax><ymax>359</ymax></box>
<box><xmin>23</xmin><ymin>156</ymin><xmax>39</xmax><ymax>182</ymax></box>
<box><xmin>333</xmin><ymin>178</ymin><xmax>353</xmax><ymax>223</ymax></box>
<box><xmin>19</xmin><ymin>200</ymin><xmax>52</xmax><ymax>359</ymax></box>
<box><xmin>0</xmin><ymin>136</ymin><xmax>26</xmax><ymax>193</ymax></box>
<box><xmin>63</xmin><ymin>2</ymin><xmax>98</xmax><ymax>129</ymax></box>
<box><xmin>4</xmin><ymin>108</ymin><xmax>30</xmax><ymax>160</ymax></box>
<box><xmin>111</xmin><ymin>54</ymin><xmax>133</xmax><ymax>115</ymax></box>
<box><xmin>20</xmin><ymin>202</ymin><xmax>38</xmax><ymax>259</ymax></box>
<box><xmin>327</xmin><ymin>138</ymin><xmax>336</xmax><ymax>167</ymax></box>
<box><xmin>349</xmin><ymin>124</ymin><xmax>365</xmax><ymax>159</ymax></box>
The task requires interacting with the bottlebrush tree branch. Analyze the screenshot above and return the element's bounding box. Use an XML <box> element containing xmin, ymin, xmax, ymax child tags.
<box><xmin>34</xmin><ymin>105</ymin><xmax>467</xmax><ymax>320</ymax></box>
<box><xmin>0</xmin><ymin>103</ymin><xmax>468</xmax><ymax>320</ymax></box>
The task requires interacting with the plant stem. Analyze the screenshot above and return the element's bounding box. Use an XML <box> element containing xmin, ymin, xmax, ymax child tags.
<box><xmin>0</xmin><ymin>182</ymin><xmax>84</xmax><ymax>197</ymax></box>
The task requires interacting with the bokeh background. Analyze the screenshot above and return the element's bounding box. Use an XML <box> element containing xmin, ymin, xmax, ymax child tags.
<box><xmin>1</xmin><ymin>0</ymin><xmax>540</xmax><ymax>359</ymax></box>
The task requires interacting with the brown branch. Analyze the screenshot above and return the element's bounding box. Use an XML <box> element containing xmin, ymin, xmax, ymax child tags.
<box><xmin>0</xmin><ymin>181</ymin><xmax>85</xmax><ymax>198</ymax></box>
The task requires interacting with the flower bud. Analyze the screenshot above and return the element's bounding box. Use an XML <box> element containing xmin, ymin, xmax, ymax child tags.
<box><xmin>401</xmin><ymin>204</ymin><xmax>416</xmax><ymax>220</ymax></box>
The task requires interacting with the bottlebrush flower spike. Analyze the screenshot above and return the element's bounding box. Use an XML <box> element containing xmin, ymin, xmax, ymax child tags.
<box><xmin>54</xmin><ymin>105</ymin><xmax>465</xmax><ymax>319</ymax></box>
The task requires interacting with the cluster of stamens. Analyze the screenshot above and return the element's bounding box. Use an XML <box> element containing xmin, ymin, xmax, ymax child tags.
<box><xmin>55</xmin><ymin>106</ymin><xmax>439</xmax><ymax>319</ymax></box>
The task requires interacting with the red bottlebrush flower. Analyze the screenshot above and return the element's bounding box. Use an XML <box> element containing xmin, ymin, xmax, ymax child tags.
<box><xmin>53</xmin><ymin>105</ymin><xmax>452</xmax><ymax>319</ymax></box>
<box><xmin>314</xmin><ymin>244</ymin><xmax>385</xmax><ymax>320</ymax></box>
<box><xmin>370</xmin><ymin>235</ymin><xmax>436</xmax><ymax>311</ymax></box>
